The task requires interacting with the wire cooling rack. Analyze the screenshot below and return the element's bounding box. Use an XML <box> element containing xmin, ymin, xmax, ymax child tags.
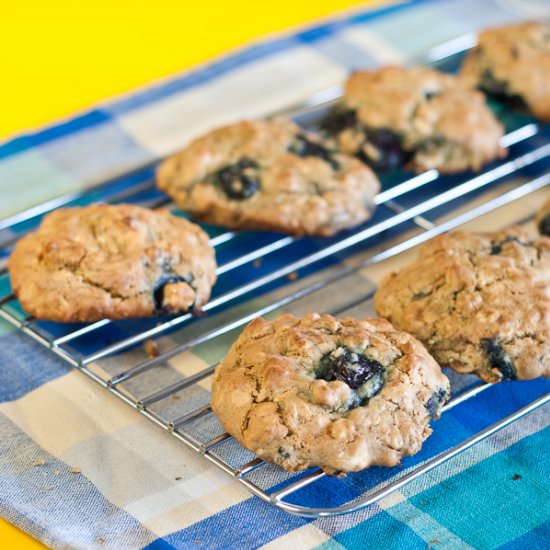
<box><xmin>1</xmin><ymin>35</ymin><xmax>549</xmax><ymax>518</ymax></box>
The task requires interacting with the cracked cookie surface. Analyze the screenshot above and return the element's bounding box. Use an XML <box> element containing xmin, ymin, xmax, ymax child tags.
<box><xmin>320</xmin><ymin>66</ymin><xmax>505</xmax><ymax>173</ymax></box>
<box><xmin>375</xmin><ymin>227</ymin><xmax>550</xmax><ymax>382</ymax></box>
<box><xmin>536</xmin><ymin>195</ymin><xmax>550</xmax><ymax>237</ymax></box>
<box><xmin>156</xmin><ymin>118</ymin><xmax>380</xmax><ymax>236</ymax></box>
<box><xmin>210</xmin><ymin>312</ymin><xmax>450</xmax><ymax>475</ymax></box>
<box><xmin>9</xmin><ymin>204</ymin><xmax>217</xmax><ymax>322</ymax></box>
<box><xmin>460</xmin><ymin>21</ymin><xmax>550</xmax><ymax>121</ymax></box>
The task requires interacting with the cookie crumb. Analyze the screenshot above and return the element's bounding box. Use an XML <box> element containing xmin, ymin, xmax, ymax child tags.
<box><xmin>512</xmin><ymin>473</ymin><xmax>522</xmax><ymax>480</ymax></box>
<box><xmin>287</xmin><ymin>271</ymin><xmax>298</xmax><ymax>281</ymax></box>
<box><xmin>175</xmin><ymin>476</ymin><xmax>182</xmax><ymax>481</ymax></box>
<box><xmin>144</xmin><ymin>339</ymin><xmax>159</xmax><ymax>359</ymax></box>
<box><xmin>253</xmin><ymin>259</ymin><xmax>262</xmax><ymax>268</ymax></box>
<box><xmin>70</xmin><ymin>466</ymin><xmax>82</xmax><ymax>474</ymax></box>
<box><xmin>171</xmin><ymin>394</ymin><xmax>181</xmax><ymax>401</ymax></box>
<box><xmin>33</xmin><ymin>459</ymin><xmax>46</xmax><ymax>467</ymax></box>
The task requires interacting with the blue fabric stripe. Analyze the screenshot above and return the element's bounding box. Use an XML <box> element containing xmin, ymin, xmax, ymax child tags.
<box><xmin>0</xmin><ymin>331</ymin><xmax>71</xmax><ymax>403</ymax></box>
<box><xmin>142</xmin><ymin>498</ymin><xmax>310</xmax><ymax>550</ymax></box>
<box><xmin>497</xmin><ymin>521</ymin><xmax>550</xmax><ymax>550</ymax></box>
<box><xmin>0</xmin><ymin>413</ymin><xmax>158</xmax><ymax>549</ymax></box>
<box><xmin>0</xmin><ymin>110</ymin><xmax>111</xmax><ymax>161</ymax></box>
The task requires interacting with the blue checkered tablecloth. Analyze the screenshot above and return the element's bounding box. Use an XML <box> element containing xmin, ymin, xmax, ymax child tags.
<box><xmin>1</xmin><ymin>1</ymin><xmax>549</xmax><ymax>548</ymax></box>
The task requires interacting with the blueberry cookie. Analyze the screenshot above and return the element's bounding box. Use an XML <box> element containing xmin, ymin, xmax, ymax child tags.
<box><xmin>9</xmin><ymin>204</ymin><xmax>216</xmax><ymax>322</ymax></box>
<box><xmin>156</xmin><ymin>118</ymin><xmax>380</xmax><ymax>237</ymax></box>
<box><xmin>537</xmin><ymin>196</ymin><xmax>550</xmax><ymax>236</ymax></box>
<box><xmin>320</xmin><ymin>66</ymin><xmax>506</xmax><ymax>173</ymax></box>
<box><xmin>210</xmin><ymin>313</ymin><xmax>450</xmax><ymax>475</ymax></box>
<box><xmin>460</xmin><ymin>21</ymin><xmax>550</xmax><ymax>121</ymax></box>
<box><xmin>375</xmin><ymin>227</ymin><xmax>550</xmax><ymax>382</ymax></box>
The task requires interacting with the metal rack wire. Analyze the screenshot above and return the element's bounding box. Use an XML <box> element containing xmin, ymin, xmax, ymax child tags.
<box><xmin>0</xmin><ymin>35</ymin><xmax>549</xmax><ymax>518</ymax></box>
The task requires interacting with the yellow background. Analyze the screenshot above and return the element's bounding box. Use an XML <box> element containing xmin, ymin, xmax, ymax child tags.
<box><xmin>0</xmin><ymin>0</ymin><xmax>371</xmax><ymax>546</ymax></box>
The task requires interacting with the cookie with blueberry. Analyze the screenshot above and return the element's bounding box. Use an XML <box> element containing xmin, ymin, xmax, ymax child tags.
<box><xmin>156</xmin><ymin>118</ymin><xmax>380</xmax><ymax>237</ymax></box>
<box><xmin>9</xmin><ymin>204</ymin><xmax>216</xmax><ymax>322</ymax></box>
<box><xmin>210</xmin><ymin>312</ymin><xmax>450</xmax><ymax>475</ymax></box>
<box><xmin>460</xmin><ymin>21</ymin><xmax>550</xmax><ymax>121</ymax></box>
<box><xmin>536</xmin><ymin>196</ymin><xmax>550</xmax><ymax>237</ymax></box>
<box><xmin>375</xmin><ymin>227</ymin><xmax>550</xmax><ymax>382</ymax></box>
<box><xmin>320</xmin><ymin>66</ymin><xmax>506</xmax><ymax>173</ymax></box>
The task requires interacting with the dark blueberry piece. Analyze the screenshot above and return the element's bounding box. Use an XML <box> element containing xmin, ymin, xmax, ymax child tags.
<box><xmin>424</xmin><ymin>90</ymin><xmax>440</xmax><ymax>101</ymax></box>
<box><xmin>319</xmin><ymin>107</ymin><xmax>358</xmax><ymax>134</ymax></box>
<box><xmin>538</xmin><ymin>214</ymin><xmax>550</xmax><ymax>237</ymax></box>
<box><xmin>288</xmin><ymin>135</ymin><xmax>340</xmax><ymax>170</ymax></box>
<box><xmin>481</xmin><ymin>338</ymin><xmax>516</xmax><ymax>380</ymax></box>
<box><xmin>153</xmin><ymin>273</ymin><xmax>193</xmax><ymax>311</ymax></box>
<box><xmin>489</xmin><ymin>236</ymin><xmax>524</xmax><ymax>255</ymax></box>
<box><xmin>278</xmin><ymin>447</ymin><xmax>291</xmax><ymax>459</ymax></box>
<box><xmin>358</xmin><ymin>129</ymin><xmax>412</xmax><ymax>172</ymax></box>
<box><xmin>425</xmin><ymin>388</ymin><xmax>448</xmax><ymax>421</ymax></box>
<box><xmin>318</xmin><ymin>348</ymin><xmax>384</xmax><ymax>390</ymax></box>
<box><xmin>212</xmin><ymin>157</ymin><xmax>260</xmax><ymax>200</ymax></box>
<box><xmin>480</xmin><ymin>70</ymin><xmax>527</xmax><ymax>110</ymax></box>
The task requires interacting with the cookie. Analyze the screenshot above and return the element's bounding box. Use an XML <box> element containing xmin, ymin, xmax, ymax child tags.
<box><xmin>320</xmin><ymin>66</ymin><xmax>506</xmax><ymax>173</ymax></box>
<box><xmin>536</xmin><ymin>195</ymin><xmax>550</xmax><ymax>236</ymax></box>
<box><xmin>9</xmin><ymin>204</ymin><xmax>217</xmax><ymax>322</ymax></box>
<box><xmin>375</xmin><ymin>227</ymin><xmax>550</xmax><ymax>382</ymax></box>
<box><xmin>460</xmin><ymin>21</ymin><xmax>550</xmax><ymax>121</ymax></box>
<box><xmin>210</xmin><ymin>313</ymin><xmax>450</xmax><ymax>476</ymax></box>
<box><xmin>156</xmin><ymin>118</ymin><xmax>380</xmax><ymax>237</ymax></box>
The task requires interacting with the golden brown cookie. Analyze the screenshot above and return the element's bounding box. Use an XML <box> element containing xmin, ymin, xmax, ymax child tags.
<box><xmin>320</xmin><ymin>66</ymin><xmax>506</xmax><ymax>173</ymax></box>
<box><xmin>9</xmin><ymin>204</ymin><xmax>217</xmax><ymax>322</ymax></box>
<box><xmin>460</xmin><ymin>21</ymin><xmax>550</xmax><ymax>121</ymax></box>
<box><xmin>375</xmin><ymin>227</ymin><xmax>550</xmax><ymax>382</ymax></box>
<box><xmin>211</xmin><ymin>313</ymin><xmax>450</xmax><ymax>476</ymax></box>
<box><xmin>156</xmin><ymin>118</ymin><xmax>380</xmax><ymax>237</ymax></box>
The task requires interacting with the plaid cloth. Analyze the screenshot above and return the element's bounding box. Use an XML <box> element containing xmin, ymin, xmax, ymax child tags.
<box><xmin>1</xmin><ymin>0</ymin><xmax>549</xmax><ymax>548</ymax></box>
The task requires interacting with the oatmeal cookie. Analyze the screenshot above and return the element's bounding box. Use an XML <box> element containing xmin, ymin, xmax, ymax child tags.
<box><xmin>156</xmin><ymin>118</ymin><xmax>380</xmax><ymax>237</ymax></box>
<box><xmin>9</xmin><ymin>204</ymin><xmax>216</xmax><ymax>322</ymax></box>
<box><xmin>460</xmin><ymin>21</ymin><xmax>550</xmax><ymax>121</ymax></box>
<box><xmin>375</xmin><ymin>227</ymin><xmax>550</xmax><ymax>382</ymax></box>
<box><xmin>320</xmin><ymin>66</ymin><xmax>506</xmax><ymax>173</ymax></box>
<box><xmin>211</xmin><ymin>313</ymin><xmax>450</xmax><ymax>475</ymax></box>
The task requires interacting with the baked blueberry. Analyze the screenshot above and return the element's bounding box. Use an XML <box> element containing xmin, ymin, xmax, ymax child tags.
<box><xmin>211</xmin><ymin>157</ymin><xmax>260</xmax><ymax>200</ymax></box>
<box><xmin>481</xmin><ymin>338</ymin><xmax>516</xmax><ymax>380</ymax></box>
<box><xmin>490</xmin><ymin>235</ymin><xmax>524</xmax><ymax>255</ymax></box>
<box><xmin>318</xmin><ymin>347</ymin><xmax>383</xmax><ymax>391</ymax></box>
<box><xmin>319</xmin><ymin>107</ymin><xmax>358</xmax><ymax>134</ymax></box>
<box><xmin>288</xmin><ymin>135</ymin><xmax>339</xmax><ymax>169</ymax></box>
<box><xmin>425</xmin><ymin>388</ymin><xmax>448</xmax><ymax>420</ymax></box>
<box><xmin>359</xmin><ymin>129</ymin><xmax>412</xmax><ymax>172</ymax></box>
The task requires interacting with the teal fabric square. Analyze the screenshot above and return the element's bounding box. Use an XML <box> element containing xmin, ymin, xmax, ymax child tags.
<box><xmin>409</xmin><ymin>428</ymin><xmax>550</xmax><ymax>549</ymax></box>
<box><xmin>316</xmin><ymin>510</ymin><xmax>426</xmax><ymax>549</ymax></box>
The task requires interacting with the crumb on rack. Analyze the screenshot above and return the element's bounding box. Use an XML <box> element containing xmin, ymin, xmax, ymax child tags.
<box><xmin>287</xmin><ymin>271</ymin><xmax>298</xmax><ymax>281</ymax></box>
<box><xmin>70</xmin><ymin>466</ymin><xmax>82</xmax><ymax>474</ymax></box>
<box><xmin>253</xmin><ymin>259</ymin><xmax>262</xmax><ymax>268</ymax></box>
<box><xmin>144</xmin><ymin>339</ymin><xmax>159</xmax><ymax>359</ymax></box>
<box><xmin>33</xmin><ymin>459</ymin><xmax>46</xmax><ymax>467</ymax></box>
